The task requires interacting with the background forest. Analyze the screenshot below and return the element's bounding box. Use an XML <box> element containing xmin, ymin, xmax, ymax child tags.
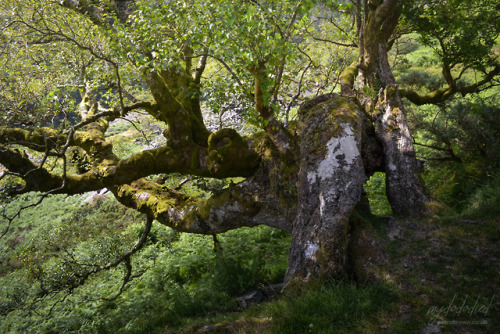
<box><xmin>1</xmin><ymin>0</ymin><xmax>499</xmax><ymax>333</ymax></box>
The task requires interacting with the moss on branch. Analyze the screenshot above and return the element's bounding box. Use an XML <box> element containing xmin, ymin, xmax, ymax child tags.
<box><xmin>115</xmin><ymin>179</ymin><xmax>200</xmax><ymax>222</ymax></box>
<box><xmin>0</xmin><ymin>144</ymin><xmax>107</xmax><ymax>194</ymax></box>
<box><xmin>401</xmin><ymin>63</ymin><xmax>500</xmax><ymax>106</ymax></box>
<box><xmin>400</xmin><ymin>87</ymin><xmax>454</xmax><ymax>105</ymax></box>
<box><xmin>0</xmin><ymin>127</ymin><xmax>64</xmax><ymax>152</ymax></box>
<box><xmin>340</xmin><ymin>62</ymin><xmax>358</xmax><ymax>95</ymax></box>
<box><xmin>205</xmin><ymin>128</ymin><xmax>260</xmax><ymax>177</ymax></box>
<box><xmin>114</xmin><ymin>178</ymin><xmax>267</xmax><ymax>234</ymax></box>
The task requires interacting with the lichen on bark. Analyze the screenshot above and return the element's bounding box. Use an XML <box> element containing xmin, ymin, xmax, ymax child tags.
<box><xmin>287</xmin><ymin>94</ymin><xmax>367</xmax><ymax>282</ymax></box>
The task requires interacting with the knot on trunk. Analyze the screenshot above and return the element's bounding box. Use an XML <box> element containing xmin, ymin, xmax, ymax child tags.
<box><xmin>206</xmin><ymin>128</ymin><xmax>259</xmax><ymax>176</ymax></box>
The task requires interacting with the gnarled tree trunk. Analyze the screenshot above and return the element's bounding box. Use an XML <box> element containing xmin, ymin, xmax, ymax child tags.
<box><xmin>374</xmin><ymin>85</ymin><xmax>427</xmax><ymax>216</ymax></box>
<box><xmin>286</xmin><ymin>95</ymin><xmax>366</xmax><ymax>281</ymax></box>
<box><xmin>285</xmin><ymin>0</ymin><xmax>428</xmax><ymax>282</ymax></box>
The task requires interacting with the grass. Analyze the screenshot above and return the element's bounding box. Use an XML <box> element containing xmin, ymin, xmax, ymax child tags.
<box><xmin>165</xmin><ymin>280</ymin><xmax>396</xmax><ymax>334</ymax></box>
<box><xmin>265</xmin><ymin>281</ymin><xmax>395</xmax><ymax>334</ymax></box>
<box><xmin>376</xmin><ymin>215</ymin><xmax>500</xmax><ymax>333</ymax></box>
<box><xmin>461</xmin><ymin>174</ymin><xmax>500</xmax><ymax>219</ymax></box>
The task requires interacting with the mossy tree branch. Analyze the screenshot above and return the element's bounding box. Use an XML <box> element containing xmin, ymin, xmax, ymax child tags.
<box><xmin>0</xmin><ymin>127</ymin><xmax>260</xmax><ymax>192</ymax></box>
<box><xmin>113</xmin><ymin>175</ymin><xmax>293</xmax><ymax>235</ymax></box>
<box><xmin>400</xmin><ymin>62</ymin><xmax>500</xmax><ymax>105</ymax></box>
<box><xmin>0</xmin><ymin>128</ymin><xmax>288</xmax><ymax>235</ymax></box>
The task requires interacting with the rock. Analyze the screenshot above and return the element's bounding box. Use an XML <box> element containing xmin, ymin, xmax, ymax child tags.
<box><xmin>198</xmin><ymin>325</ymin><xmax>217</xmax><ymax>333</ymax></box>
<box><xmin>420</xmin><ymin>323</ymin><xmax>441</xmax><ymax>334</ymax></box>
<box><xmin>386</xmin><ymin>219</ymin><xmax>403</xmax><ymax>240</ymax></box>
<box><xmin>81</xmin><ymin>188</ymin><xmax>110</xmax><ymax>204</ymax></box>
<box><xmin>237</xmin><ymin>290</ymin><xmax>264</xmax><ymax>309</ymax></box>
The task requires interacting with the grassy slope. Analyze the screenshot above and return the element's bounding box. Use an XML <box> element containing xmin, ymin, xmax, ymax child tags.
<box><xmin>159</xmin><ymin>212</ymin><xmax>499</xmax><ymax>334</ymax></box>
<box><xmin>2</xmin><ymin>187</ymin><xmax>497</xmax><ymax>333</ymax></box>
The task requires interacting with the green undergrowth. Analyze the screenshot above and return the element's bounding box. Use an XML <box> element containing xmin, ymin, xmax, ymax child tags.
<box><xmin>423</xmin><ymin>162</ymin><xmax>500</xmax><ymax>219</ymax></box>
<box><xmin>261</xmin><ymin>281</ymin><xmax>396</xmax><ymax>334</ymax></box>
<box><xmin>460</xmin><ymin>173</ymin><xmax>500</xmax><ymax>219</ymax></box>
<box><xmin>0</xmin><ymin>192</ymin><xmax>291</xmax><ymax>333</ymax></box>
<box><xmin>168</xmin><ymin>280</ymin><xmax>397</xmax><ymax>334</ymax></box>
<box><xmin>1</xmin><ymin>165</ymin><xmax>498</xmax><ymax>333</ymax></box>
<box><xmin>365</xmin><ymin>172</ymin><xmax>392</xmax><ymax>216</ymax></box>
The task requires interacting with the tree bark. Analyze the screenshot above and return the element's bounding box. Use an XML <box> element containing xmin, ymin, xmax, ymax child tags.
<box><xmin>374</xmin><ymin>85</ymin><xmax>427</xmax><ymax>216</ymax></box>
<box><xmin>286</xmin><ymin>95</ymin><xmax>366</xmax><ymax>281</ymax></box>
<box><xmin>357</xmin><ymin>0</ymin><xmax>428</xmax><ymax>216</ymax></box>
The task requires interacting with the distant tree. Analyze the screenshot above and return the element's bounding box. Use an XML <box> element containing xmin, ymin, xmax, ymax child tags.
<box><xmin>1</xmin><ymin>0</ymin><xmax>498</xmax><ymax>288</ymax></box>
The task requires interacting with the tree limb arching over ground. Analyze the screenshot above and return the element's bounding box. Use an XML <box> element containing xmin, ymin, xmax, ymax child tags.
<box><xmin>1</xmin><ymin>0</ymin><xmax>499</xmax><ymax>290</ymax></box>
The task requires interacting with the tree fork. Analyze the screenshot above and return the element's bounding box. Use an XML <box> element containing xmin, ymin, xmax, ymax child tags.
<box><xmin>355</xmin><ymin>0</ymin><xmax>428</xmax><ymax>217</ymax></box>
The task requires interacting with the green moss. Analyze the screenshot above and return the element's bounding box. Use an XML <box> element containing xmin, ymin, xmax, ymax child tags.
<box><xmin>372</xmin><ymin>105</ymin><xmax>383</xmax><ymax>119</ymax></box>
<box><xmin>115</xmin><ymin>180</ymin><xmax>205</xmax><ymax>230</ymax></box>
<box><xmin>249</xmin><ymin>130</ymin><xmax>299</xmax><ymax>212</ymax></box>
<box><xmin>155</xmin><ymin>197</ymin><xmax>175</xmax><ymax>215</ymax></box>
<box><xmin>190</xmin><ymin>148</ymin><xmax>201</xmax><ymax>170</ymax></box>
<box><xmin>205</xmin><ymin>128</ymin><xmax>260</xmax><ymax>176</ymax></box>
<box><xmin>384</xmin><ymin>84</ymin><xmax>398</xmax><ymax>98</ymax></box>
<box><xmin>306</xmin><ymin>96</ymin><xmax>358</xmax><ymax>128</ymax></box>
<box><xmin>207</xmin><ymin>129</ymin><xmax>240</xmax><ymax>150</ymax></box>
<box><xmin>0</xmin><ymin>127</ymin><xmax>62</xmax><ymax>147</ymax></box>
<box><xmin>252</xmin><ymin>132</ymin><xmax>275</xmax><ymax>162</ymax></box>
<box><xmin>339</xmin><ymin>62</ymin><xmax>358</xmax><ymax>91</ymax></box>
<box><xmin>197</xmin><ymin>190</ymin><xmax>231</xmax><ymax>220</ymax></box>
